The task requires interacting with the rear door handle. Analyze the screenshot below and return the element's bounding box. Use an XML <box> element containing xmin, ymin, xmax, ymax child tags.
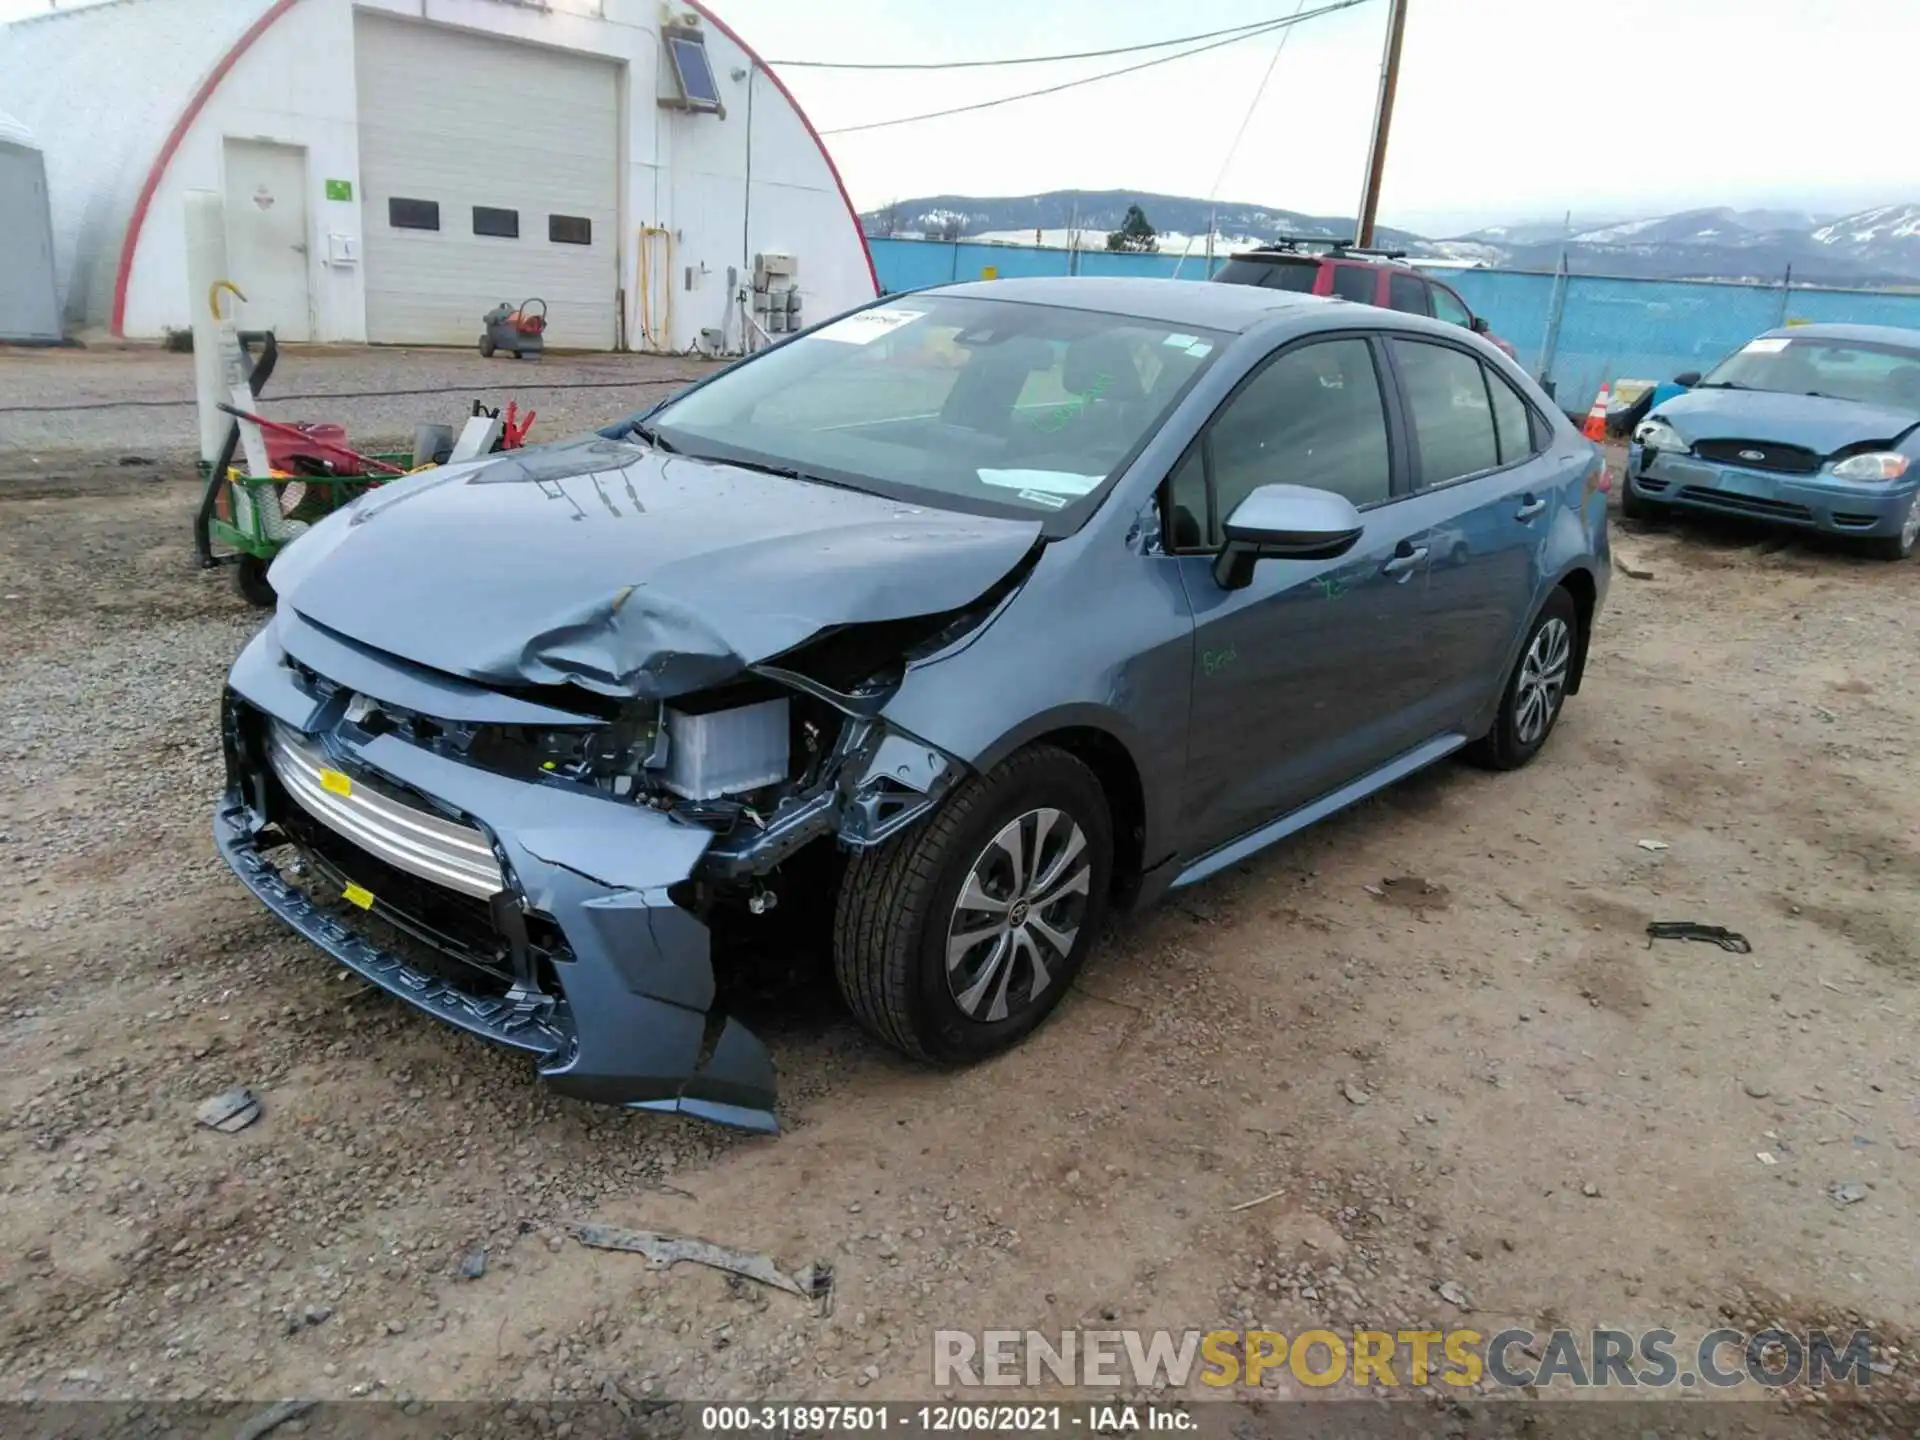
<box><xmin>1381</xmin><ymin>545</ymin><xmax>1428</xmax><ymax>579</ymax></box>
<box><xmin>1515</xmin><ymin>496</ymin><xmax>1547</xmax><ymax>521</ymax></box>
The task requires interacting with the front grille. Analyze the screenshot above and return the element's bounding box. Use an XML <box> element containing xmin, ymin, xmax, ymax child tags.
<box><xmin>273</xmin><ymin>803</ymin><xmax>565</xmax><ymax>995</ymax></box>
<box><xmin>1693</xmin><ymin>439</ymin><xmax>1822</xmax><ymax>475</ymax></box>
<box><xmin>1677</xmin><ymin>486</ymin><xmax>1814</xmax><ymax>523</ymax></box>
<box><xmin>267</xmin><ymin>722</ymin><xmax>504</xmax><ymax>899</ymax></box>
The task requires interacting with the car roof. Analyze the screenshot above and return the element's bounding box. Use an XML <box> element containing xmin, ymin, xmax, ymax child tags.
<box><xmin>927</xmin><ymin>276</ymin><xmax>1332</xmax><ymax>335</ymax></box>
<box><xmin>1762</xmin><ymin>322</ymin><xmax>1920</xmax><ymax>350</ymax></box>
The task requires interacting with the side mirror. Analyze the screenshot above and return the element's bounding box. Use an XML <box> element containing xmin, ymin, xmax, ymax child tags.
<box><xmin>1470</xmin><ymin>316</ymin><xmax>1490</xmax><ymax>334</ymax></box>
<box><xmin>1212</xmin><ymin>484</ymin><xmax>1365</xmax><ymax>591</ymax></box>
<box><xmin>1673</xmin><ymin>370</ymin><xmax>1702</xmax><ymax>387</ymax></box>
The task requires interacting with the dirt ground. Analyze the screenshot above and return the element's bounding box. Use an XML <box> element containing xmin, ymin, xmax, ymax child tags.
<box><xmin>1</xmin><ymin>349</ymin><xmax>1918</xmax><ymax>1418</ymax></box>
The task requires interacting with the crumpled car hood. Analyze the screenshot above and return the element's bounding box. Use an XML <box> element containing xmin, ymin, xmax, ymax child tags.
<box><xmin>1654</xmin><ymin>388</ymin><xmax>1920</xmax><ymax>454</ymax></box>
<box><xmin>268</xmin><ymin>436</ymin><xmax>1043</xmax><ymax>698</ymax></box>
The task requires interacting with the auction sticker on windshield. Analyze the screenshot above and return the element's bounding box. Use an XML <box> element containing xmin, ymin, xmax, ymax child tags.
<box><xmin>1742</xmin><ymin>337</ymin><xmax>1791</xmax><ymax>355</ymax></box>
<box><xmin>814</xmin><ymin>307</ymin><xmax>927</xmax><ymax>345</ymax></box>
<box><xmin>977</xmin><ymin>468</ymin><xmax>1104</xmax><ymax>496</ymax></box>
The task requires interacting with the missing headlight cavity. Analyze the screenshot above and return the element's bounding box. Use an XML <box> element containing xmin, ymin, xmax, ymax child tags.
<box><xmin>761</xmin><ymin>541</ymin><xmax>1042</xmax><ymax>700</ymax></box>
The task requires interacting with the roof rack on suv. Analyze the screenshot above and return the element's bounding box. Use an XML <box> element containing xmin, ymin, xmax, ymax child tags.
<box><xmin>1245</xmin><ymin>235</ymin><xmax>1410</xmax><ymax>261</ymax></box>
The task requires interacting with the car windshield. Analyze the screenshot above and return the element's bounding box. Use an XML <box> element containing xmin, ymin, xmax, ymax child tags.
<box><xmin>639</xmin><ymin>295</ymin><xmax>1225</xmax><ymax>516</ymax></box>
<box><xmin>1701</xmin><ymin>335</ymin><xmax>1920</xmax><ymax>411</ymax></box>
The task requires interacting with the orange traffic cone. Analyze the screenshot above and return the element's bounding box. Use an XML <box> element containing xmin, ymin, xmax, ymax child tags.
<box><xmin>1582</xmin><ymin>383</ymin><xmax>1611</xmax><ymax>442</ymax></box>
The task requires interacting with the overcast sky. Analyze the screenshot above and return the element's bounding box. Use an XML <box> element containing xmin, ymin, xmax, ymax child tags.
<box><xmin>716</xmin><ymin>0</ymin><xmax>1920</xmax><ymax>235</ymax></box>
<box><xmin>5</xmin><ymin>0</ymin><xmax>1916</xmax><ymax>234</ymax></box>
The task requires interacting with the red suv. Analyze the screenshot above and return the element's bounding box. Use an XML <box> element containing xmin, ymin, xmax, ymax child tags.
<box><xmin>1212</xmin><ymin>245</ymin><xmax>1519</xmax><ymax>360</ymax></box>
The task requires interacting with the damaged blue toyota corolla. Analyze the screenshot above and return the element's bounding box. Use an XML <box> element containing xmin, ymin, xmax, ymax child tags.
<box><xmin>215</xmin><ymin>277</ymin><xmax>1609</xmax><ymax>1131</ymax></box>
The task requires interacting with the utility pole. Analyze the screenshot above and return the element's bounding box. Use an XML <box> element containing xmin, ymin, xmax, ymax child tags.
<box><xmin>1353</xmin><ymin>0</ymin><xmax>1407</xmax><ymax>249</ymax></box>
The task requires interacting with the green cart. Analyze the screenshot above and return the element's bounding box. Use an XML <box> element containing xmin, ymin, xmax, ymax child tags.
<box><xmin>203</xmin><ymin>465</ymin><xmax>408</xmax><ymax>607</ymax></box>
<box><xmin>192</xmin><ymin>330</ymin><xmax>411</xmax><ymax>607</ymax></box>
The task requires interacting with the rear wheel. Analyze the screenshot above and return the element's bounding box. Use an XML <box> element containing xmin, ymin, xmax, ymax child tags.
<box><xmin>832</xmin><ymin>745</ymin><xmax>1112</xmax><ymax>1063</ymax></box>
<box><xmin>1863</xmin><ymin>494</ymin><xmax>1919</xmax><ymax>561</ymax></box>
<box><xmin>1467</xmin><ymin>587</ymin><xmax>1578</xmax><ymax>771</ymax></box>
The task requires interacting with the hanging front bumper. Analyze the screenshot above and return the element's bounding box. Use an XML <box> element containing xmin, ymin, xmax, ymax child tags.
<box><xmin>213</xmin><ymin>622</ymin><xmax>780</xmax><ymax>1132</ymax></box>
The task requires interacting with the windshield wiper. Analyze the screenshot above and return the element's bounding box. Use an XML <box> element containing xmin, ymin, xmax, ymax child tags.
<box><xmin>686</xmin><ymin>451</ymin><xmax>872</xmax><ymax>496</ymax></box>
<box><xmin>619</xmin><ymin>419</ymin><xmax>677</xmax><ymax>452</ymax></box>
<box><xmin>1695</xmin><ymin>380</ymin><xmax>1749</xmax><ymax>390</ymax></box>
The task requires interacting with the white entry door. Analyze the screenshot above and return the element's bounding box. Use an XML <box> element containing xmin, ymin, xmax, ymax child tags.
<box><xmin>223</xmin><ymin>138</ymin><xmax>313</xmax><ymax>342</ymax></box>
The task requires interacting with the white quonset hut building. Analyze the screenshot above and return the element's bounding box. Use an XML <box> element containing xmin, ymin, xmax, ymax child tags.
<box><xmin>0</xmin><ymin>0</ymin><xmax>876</xmax><ymax>350</ymax></box>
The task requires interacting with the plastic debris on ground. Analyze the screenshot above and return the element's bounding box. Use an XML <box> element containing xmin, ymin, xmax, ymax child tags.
<box><xmin>1646</xmin><ymin>921</ymin><xmax>1752</xmax><ymax>953</ymax></box>
<box><xmin>195</xmin><ymin>1086</ymin><xmax>261</xmax><ymax>1133</ymax></box>
<box><xmin>571</xmin><ymin>1221</ymin><xmax>832</xmax><ymax>1312</ymax></box>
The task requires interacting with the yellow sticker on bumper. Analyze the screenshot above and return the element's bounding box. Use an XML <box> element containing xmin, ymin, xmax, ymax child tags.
<box><xmin>342</xmin><ymin>882</ymin><xmax>374</xmax><ymax>910</ymax></box>
<box><xmin>318</xmin><ymin>768</ymin><xmax>353</xmax><ymax>797</ymax></box>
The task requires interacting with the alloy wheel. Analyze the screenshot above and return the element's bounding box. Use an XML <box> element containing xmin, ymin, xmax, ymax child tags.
<box><xmin>1902</xmin><ymin>497</ymin><xmax>1920</xmax><ymax>553</ymax></box>
<box><xmin>1514</xmin><ymin>617</ymin><xmax>1572</xmax><ymax>746</ymax></box>
<box><xmin>945</xmin><ymin>807</ymin><xmax>1092</xmax><ymax>1023</ymax></box>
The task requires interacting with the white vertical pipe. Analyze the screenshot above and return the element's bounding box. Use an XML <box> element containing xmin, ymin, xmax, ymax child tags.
<box><xmin>184</xmin><ymin>191</ymin><xmax>231</xmax><ymax>466</ymax></box>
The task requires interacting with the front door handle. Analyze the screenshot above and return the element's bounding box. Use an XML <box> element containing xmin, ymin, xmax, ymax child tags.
<box><xmin>1515</xmin><ymin>495</ymin><xmax>1547</xmax><ymax>521</ymax></box>
<box><xmin>1381</xmin><ymin>545</ymin><xmax>1428</xmax><ymax>579</ymax></box>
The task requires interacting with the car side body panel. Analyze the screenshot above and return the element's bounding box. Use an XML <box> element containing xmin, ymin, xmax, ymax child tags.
<box><xmin>888</xmin><ymin>302</ymin><xmax>1607</xmax><ymax>898</ymax></box>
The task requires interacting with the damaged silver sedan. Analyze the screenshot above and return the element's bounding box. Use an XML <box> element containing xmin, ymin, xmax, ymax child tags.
<box><xmin>216</xmin><ymin>277</ymin><xmax>1609</xmax><ymax>1131</ymax></box>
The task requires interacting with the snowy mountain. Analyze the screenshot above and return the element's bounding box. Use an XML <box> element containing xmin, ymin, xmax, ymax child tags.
<box><xmin>861</xmin><ymin>190</ymin><xmax>1425</xmax><ymax>252</ymax></box>
<box><xmin>1809</xmin><ymin>204</ymin><xmax>1920</xmax><ymax>276</ymax></box>
<box><xmin>864</xmin><ymin>192</ymin><xmax>1920</xmax><ymax>286</ymax></box>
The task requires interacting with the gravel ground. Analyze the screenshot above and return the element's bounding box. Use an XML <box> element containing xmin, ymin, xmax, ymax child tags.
<box><xmin>0</xmin><ymin>371</ymin><xmax>1917</xmax><ymax>1426</ymax></box>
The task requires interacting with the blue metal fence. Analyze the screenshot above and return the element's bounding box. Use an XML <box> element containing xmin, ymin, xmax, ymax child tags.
<box><xmin>868</xmin><ymin>237</ymin><xmax>1217</xmax><ymax>288</ymax></box>
<box><xmin>866</xmin><ymin>236</ymin><xmax>1920</xmax><ymax>414</ymax></box>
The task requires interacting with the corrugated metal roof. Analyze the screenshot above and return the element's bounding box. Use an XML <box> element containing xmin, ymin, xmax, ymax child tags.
<box><xmin>0</xmin><ymin>0</ymin><xmax>273</xmax><ymax>326</ymax></box>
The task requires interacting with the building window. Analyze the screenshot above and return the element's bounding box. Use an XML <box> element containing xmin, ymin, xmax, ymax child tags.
<box><xmin>661</xmin><ymin>27</ymin><xmax>724</xmax><ymax>114</ymax></box>
<box><xmin>549</xmin><ymin>214</ymin><xmax>592</xmax><ymax>246</ymax></box>
<box><xmin>388</xmin><ymin>197</ymin><xmax>439</xmax><ymax>231</ymax></box>
<box><xmin>473</xmin><ymin>206</ymin><xmax>520</xmax><ymax>239</ymax></box>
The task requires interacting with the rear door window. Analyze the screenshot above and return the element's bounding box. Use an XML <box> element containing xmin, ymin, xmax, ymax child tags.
<box><xmin>1393</xmin><ymin>339</ymin><xmax>1500</xmax><ymax>485</ymax></box>
<box><xmin>1387</xmin><ymin>272</ymin><xmax>1431</xmax><ymax>315</ymax></box>
<box><xmin>1486</xmin><ymin>367</ymin><xmax>1538</xmax><ymax>464</ymax></box>
<box><xmin>1431</xmin><ymin>284</ymin><xmax>1474</xmax><ymax>328</ymax></box>
<box><xmin>1329</xmin><ymin>264</ymin><xmax>1378</xmax><ymax>304</ymax></box>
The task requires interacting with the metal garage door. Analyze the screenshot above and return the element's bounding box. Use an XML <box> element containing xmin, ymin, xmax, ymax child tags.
<box><xmin>353</xmin><ymin>13</ymin><xmax>618</xmax><ymax>348</ymax></box>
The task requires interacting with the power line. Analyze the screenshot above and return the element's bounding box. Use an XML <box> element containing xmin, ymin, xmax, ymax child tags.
<box><xmin>769</xmin><ymin>15</ymin><xmax>1300</xmax><ymax>71</ymax></box>
<box><xmin>1171</xmin><ymin>0</ymin><xmax>1306</xmax><ymax>279</ymax></box>
<box><xmin>819</xmin><ymin>0</ymin><xmax>1375</xmax><ymax>137</ymax></box>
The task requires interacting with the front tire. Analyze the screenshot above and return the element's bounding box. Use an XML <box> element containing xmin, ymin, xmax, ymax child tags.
<box><xmin>1467</xmin><ymin>587</ymin><xmax>1578</xmax><ymax>771</ymax></box>
<box><xmin>479</xmin><ymin>334</ymin><xmax>496</xmax><ymax>358</ymax></box>
<box><xmin>1863</xmin><ymin>495</ymin><xmax>1919</xmax><ymax>561</ymax></box>
<box><xmin>1620</xmin><ymin>478</ymin><xmax>1662</xmax><ymax>521</ymax></box>
<box><xmin>833</xmin><ymin>745</ymin><xmax>1113</xmax><ymax>1064</ymax></box>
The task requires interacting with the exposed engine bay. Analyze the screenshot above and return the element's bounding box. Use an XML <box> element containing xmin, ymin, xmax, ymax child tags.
<box><xmin>270</xmin><ymin>553</ymin><xmax>1034</xmax><ymax>916</ymax></box>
